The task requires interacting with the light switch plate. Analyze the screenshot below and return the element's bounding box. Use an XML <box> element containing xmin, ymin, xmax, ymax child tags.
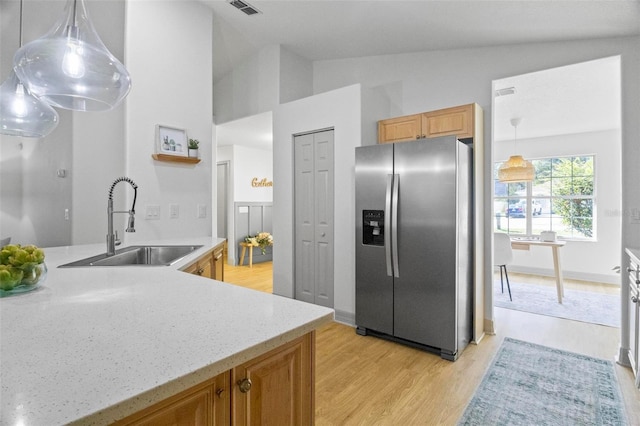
<box><xmin>197</xmin><ymin>204</ymin><xmax>206</xmax><ymax>218</ymax></box>
<box><xmin>145</xmin><ymin>205</ymin><xmax>160</xmax><ymax>220</ymax></box>
<box><xmin>170</xmin><ymin>204</ymin><xmax>179</xmax><ymax>219</ymax></box>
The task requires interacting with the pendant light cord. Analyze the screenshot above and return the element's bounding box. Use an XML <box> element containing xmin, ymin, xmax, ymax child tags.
<box><xmin>65</xmin><ymin>0</ymin><xmax>79</xmax><ymax>38</ymax></box>
<box><xmin>72</xmin><ymin>0</ymin><xmax>78</xmax><ymax>27</ymax></box>
<box><xmin>18</xmin><ymin>0</ymin><xmax>23</xmax><ymax>48</ymax></box>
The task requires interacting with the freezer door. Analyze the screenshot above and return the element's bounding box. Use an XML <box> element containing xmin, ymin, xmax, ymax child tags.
<box><xmin>355</xmin><ymin>144</ymin><xmax>394</xmax><ymax>335</ymax></box>
<box><xmin>392</xmin><ymin>137</ymin><xmax>468</xmax><ymax>352</ymax></box>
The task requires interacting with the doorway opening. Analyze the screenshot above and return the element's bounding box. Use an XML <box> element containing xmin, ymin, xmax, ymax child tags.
<box><xmin>491</xmin><ymin>56</ymin><xmax>622</xmax><ymax>327</ymax></box>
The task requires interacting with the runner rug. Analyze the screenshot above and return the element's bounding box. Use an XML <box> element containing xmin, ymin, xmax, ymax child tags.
<box><xmin>458</xmin><ymin>337</ymin><xmax>627</xmax><ymax>425</ymax></box>
<box><xmin>494</xmin><ymin>280</ymin><xmax>620</xmax><ymax>327</ymax></box>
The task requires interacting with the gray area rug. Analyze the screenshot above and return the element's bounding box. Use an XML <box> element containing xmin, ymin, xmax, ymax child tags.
<box><xmin>458</xmin><ymin>337</ymin><xmax>628</xmax><ymax>425</ymax></box>
<box><xmin>494</xmin><ymin>280</ymin><xmax>620</xmax><ymax>327</ymax></box>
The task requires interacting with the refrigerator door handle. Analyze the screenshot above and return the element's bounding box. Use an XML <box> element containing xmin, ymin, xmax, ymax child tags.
<box><xmin>385</xmin><ymin>174</ymin><xmax>393</xmax><ymax>277</ymax></box>
<box><xmin>391</xmin><ymin>174</ymin><xmax>400</xmax><ymax>278</ymax></box>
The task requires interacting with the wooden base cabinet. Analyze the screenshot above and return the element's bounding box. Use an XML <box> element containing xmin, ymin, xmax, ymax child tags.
<box><xmin>183</xmin><ymin>242</ymin><xmax>225</xmax><ymax>281</ymax></box>
<box><xmin>232</xmin><ymin>332</ymin><xmax>314</xmax><ymax>426</ymax></box>
<box><xmin>114</xmin><ymin>372</ymin><xmax>230</xmax><ymax>426</ymax></box>
<box><xmin>115</xmin><ymin>332</ymin><xmax>315</xmax><ymax>425</ymax></box>
<box><xmin>213</xmin><ymin>244</ymin><xmax>224</xmax><ymax>282</ymax></box>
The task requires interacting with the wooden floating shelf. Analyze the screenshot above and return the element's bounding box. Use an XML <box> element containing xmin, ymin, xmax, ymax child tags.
<box><xmin>152</xmin><ymin>154</ymin><xmax>201</xmax><ymax>164</ymax></box>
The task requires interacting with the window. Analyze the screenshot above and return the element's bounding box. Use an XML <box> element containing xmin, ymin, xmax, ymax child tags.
<box><xmin>494</xmin><ymin>155</ymin><xmax>595</xmax><ymax>240</ymax></box>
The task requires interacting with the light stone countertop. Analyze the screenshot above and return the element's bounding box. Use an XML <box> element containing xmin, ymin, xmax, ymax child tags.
<box><xmin>0</xmin><ymin>237</ymin><xmax>334</xmax><ymax>425</ymax></box>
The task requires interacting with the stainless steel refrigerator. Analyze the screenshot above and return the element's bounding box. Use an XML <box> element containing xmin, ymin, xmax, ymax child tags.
<box><xmin>355</xmin><ymin>136</ymin><xmax>473</xmax><ymax>361</ymax></box>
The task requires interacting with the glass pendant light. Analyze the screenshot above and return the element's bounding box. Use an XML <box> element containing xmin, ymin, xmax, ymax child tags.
<box><xmin>498</xmin><ymin>118</ymin><xmax>535</xmax><ymax>183</ymax></box>
<box><xmin>0</xmin><ymin>71</ymin><xmax>59</xmax><ymax>137</ymax></box>
<box><xmin>0</xmin><ymin>0</ymin><xmax>58</xmax><ymax>138</ymax></box>
<box><xmin>13</xmin><ymin>0</ymin><xmax>131</xmax><ymax>112</ymax></box>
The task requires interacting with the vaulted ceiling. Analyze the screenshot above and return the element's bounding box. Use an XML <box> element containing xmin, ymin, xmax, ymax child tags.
<box><xmin>202</xmin><ymin>0</ymin><xmax>640</xmax><ymax>83</ymax></box>
<box><xmin>206</xmin><ymin>0</ymin><xmax>637</xmax><ymax>146</ymax></box>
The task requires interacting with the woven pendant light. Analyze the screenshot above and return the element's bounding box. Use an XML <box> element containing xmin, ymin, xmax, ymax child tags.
<box><xmin>498</xmin><ymin>118</ymin><xmax>534</xmax><ymax>183</ymax></box>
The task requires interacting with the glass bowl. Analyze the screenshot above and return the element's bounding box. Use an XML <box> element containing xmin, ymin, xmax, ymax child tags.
<box><xmin>0</xmin><ymin>262</ymin><xmax>47</xmax><ymax>297</ymax></box>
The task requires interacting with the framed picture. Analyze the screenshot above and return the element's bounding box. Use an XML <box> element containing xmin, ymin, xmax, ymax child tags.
<box><xmin>156</xmin><ymin>125</ymin><xmax>188</xmax><ymax>157</ymax></box>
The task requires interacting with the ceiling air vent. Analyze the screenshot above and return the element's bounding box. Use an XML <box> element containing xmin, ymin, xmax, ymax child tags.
<box><xmin>229</xmin><ymin>0</ymin><xmax>261</xmax><ymax>16</ymax></box>
<box><xmin>495</xmin><ymin>87</ymin><xmax>516</xmax><ymax>97</ymax></box>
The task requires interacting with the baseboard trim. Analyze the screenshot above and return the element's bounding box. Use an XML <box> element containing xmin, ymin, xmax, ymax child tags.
<box><xmin>507</xmin><ymin>265</ymin><xmax>620</xmax><ymax>285</ymax></box>
<box><xmin>334</xmin><ymin>309</ymin><xmax>355</xmax><ymax>326</ymax></box>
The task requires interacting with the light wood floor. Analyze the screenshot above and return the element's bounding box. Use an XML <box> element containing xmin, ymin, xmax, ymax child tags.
<box><xmin>224</xmin><ymin>261</ymin><xmax>640</xmax><ymax>425</ymax></box>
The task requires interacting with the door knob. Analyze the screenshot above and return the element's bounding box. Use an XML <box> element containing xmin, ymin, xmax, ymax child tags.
<box><xmin>237</xmin><ymin>378</ymin><xmax>252</xmax><ymax>393</ymax></box>
<box><xmin>632</xmin><ymin>296</ymin><xmax>638</xmax><ymax>304</ymax></box>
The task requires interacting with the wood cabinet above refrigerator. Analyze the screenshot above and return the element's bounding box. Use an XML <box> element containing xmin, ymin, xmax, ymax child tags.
<box><xmin>378</xmin><ymin>103</ymin><xmax>480</xmax><ymax>143</ymax></box>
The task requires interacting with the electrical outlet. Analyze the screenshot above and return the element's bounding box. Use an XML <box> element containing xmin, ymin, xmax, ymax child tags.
<box><xmin>145</xmin><ymin>205</ymin><xmax>160</xmax><ymax>220</ymax></box>
<box><xmin>170</xmin><ymin>204</ymin><xmax>179</xmax><ymax>219</ymax></box>
<box><xmin>197</xmin><ymin>204</ymin><xmax>206</xmax><ymax>218</ymax></box>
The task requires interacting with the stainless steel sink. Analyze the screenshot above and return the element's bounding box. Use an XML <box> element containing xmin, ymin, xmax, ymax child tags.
<box><xmin>59</xmin><ymin>245</ymin><xmax>203</xmax><ymax>267</ymax></box>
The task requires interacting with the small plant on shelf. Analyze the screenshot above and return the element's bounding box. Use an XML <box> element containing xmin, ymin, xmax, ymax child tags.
<box><xmin>188</xmin><ymin>138</ymin><xmax>200</xmax><ymax>158</ymax></box>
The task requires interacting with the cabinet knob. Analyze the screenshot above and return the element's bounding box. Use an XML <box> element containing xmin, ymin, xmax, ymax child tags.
<box><xmin>196</xmin><ymin>268</ymin><xmax>205</xmax><ymax>275</ymax></box>
<box><xmin>632</xmin><ymin>296</ymin><xmax>638</xmax><ymax>304</ymax></box>
<box><xmin>627</xmin><ymin>267</ymin><xmax>635</xmax><ymax>273</ymax></box>
<box><xmin>216</xmin><ymin>388</ymin><xmax>225</xmax><ymax>398</ymax></box>
<box><xmin>237</xmin><ymin>378</ymin><xmax>252</xmax><ymax>393</ymax></box>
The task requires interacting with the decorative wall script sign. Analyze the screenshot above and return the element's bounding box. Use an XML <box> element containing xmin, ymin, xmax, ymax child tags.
<box><xmin>251</xmin><ymin>177</ymin><xmax>273</xmax><ymax>188</ymax></box>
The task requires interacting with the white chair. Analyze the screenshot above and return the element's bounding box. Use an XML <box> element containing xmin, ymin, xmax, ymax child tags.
<box><xmin>494</xmin><ymin>232</ymin><xmax>513</xmax><ymax>301</ymax></box>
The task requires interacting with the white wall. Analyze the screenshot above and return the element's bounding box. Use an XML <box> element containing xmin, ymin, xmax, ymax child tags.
<box><xmin>123</xmin><ymin>0</ymin><xmax>213</xmax><ymax>243</ymax></box>
<box><xmin>495</xmin><ymin>130</ymin><xmax>621</xmax><ymax>284</ymax></box>
<box><xmin>273</xmin><ymin>84</ymin><xmax>361</xmax><ymax>324</ymax></box>
<box><xmin>214</xmin><ymin>45</ymin><xmax>281</xmax><ymax>125</ymax></box>
<box><xmin>231</xmin><ymin>145</ymin><xmax>273</xmax><ymax>202</ymax></box>
<box><xmin>0</xmin><ymin>0</ymin><xmax>125</xmax><ymax>248</ymax></box>
<box><xmin>70</xmin><ymin>0</ymin><xmax>127</xmax><ymax>245</ymax></box>
<box><xmin>310</xmin><ymin>36</ymin><xmax>640</xmax><ymax>327</ymax></box>
<box><xmin>279</xmin><ymin>48</ymin><xmax>313</xmax><ymax>104</ymax></box>
<box><xmin>213</xmin><ymin>45</ymin><xmax>314</xmax><ymax>124</ymax></box>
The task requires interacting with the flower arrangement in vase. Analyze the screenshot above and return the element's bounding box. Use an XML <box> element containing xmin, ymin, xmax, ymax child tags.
<box><xmin>245</xmin><ymin>232</ymin><xmax>273</xmax><ymax>255</ymax></box>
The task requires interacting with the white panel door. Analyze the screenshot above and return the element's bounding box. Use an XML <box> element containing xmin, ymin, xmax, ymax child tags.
<box><xmin>294</xmin><ymin>130</ymin><xmax>334</xmax><ymax>308</ymax></box>
<box><xmin>216</xmin><ymin>162</ymin><xmax>228</xmax><ymax>239</ymax></box>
